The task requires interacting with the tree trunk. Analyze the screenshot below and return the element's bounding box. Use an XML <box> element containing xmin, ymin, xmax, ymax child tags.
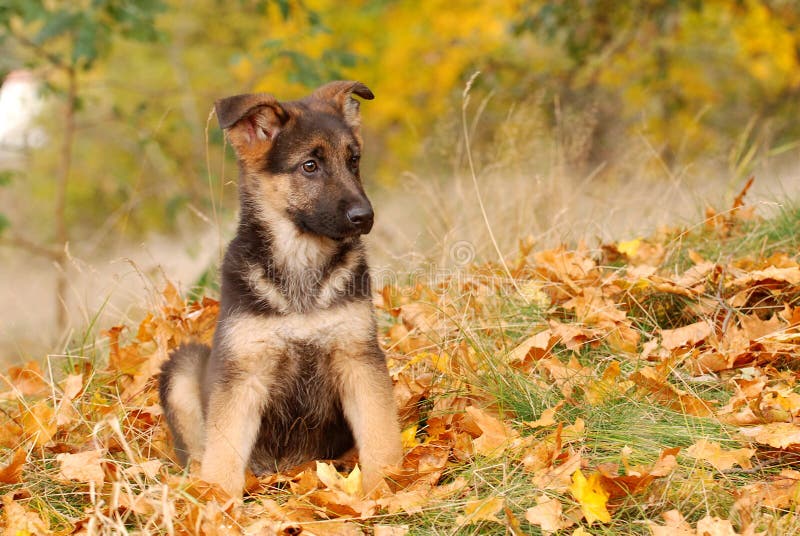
<box><xmin>54</xmin><ymin>67</ymin><xmax>76</xmax><ymax>334</ymax></box>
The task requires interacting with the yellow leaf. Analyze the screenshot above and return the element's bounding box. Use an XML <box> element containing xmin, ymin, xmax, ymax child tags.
<box><xmin>401</xmin><ymin>424</ymin><xmax>420</xmax><ymax>448</ymax></box>
<box><xmin>456</xmin><ymin>496</ymin><xmax>505</xmax><ymax>525</ymax></box>
<box><xmin>617</xmin><ymin>238</ymin><xmax>641</xmax><ymax>257</ymax></box>
<box><xmin>315</xmin><ymin>461</ymin><xmax>363</xmax><ymax>496</ymax></box>
<box><xmin>568</xmin><ymin>470</ymin><xmax>611</xmax><ymax>525</ymax></box>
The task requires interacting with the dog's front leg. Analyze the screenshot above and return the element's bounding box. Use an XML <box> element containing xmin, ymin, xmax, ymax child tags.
<box><xmin>335</xmin><ymin>348</ymin><xmax>402</xmax><ymax>495</ymax></box>
<box><xmin>200</xmin><ymin>373</ymin><xmax>266</xmax><ymax>498</ymax></box>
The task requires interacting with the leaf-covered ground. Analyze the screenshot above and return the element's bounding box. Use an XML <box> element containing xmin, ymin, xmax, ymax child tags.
<box><xmin>2</xmin><ymin>192</ymin><xmax>800</xmax><ymax>535</ymax></box>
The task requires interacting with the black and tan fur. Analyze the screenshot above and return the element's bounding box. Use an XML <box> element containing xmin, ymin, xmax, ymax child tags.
<box><xmin>158</xmin><ymin>81</ymin><xmax>401</xmax><ymax>498</ymax></box>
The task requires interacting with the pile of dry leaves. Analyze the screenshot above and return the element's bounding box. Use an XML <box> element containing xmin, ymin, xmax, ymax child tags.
<box><xmin>1</xmin><ymin>194</ymin><xmax>799</xmax><ymax>535</ymax></box>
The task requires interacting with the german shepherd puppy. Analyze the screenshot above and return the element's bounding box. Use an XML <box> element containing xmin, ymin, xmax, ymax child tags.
<box><xmin>158</xmin><ymin>81</ymin><xmax>402</xmax><ymax>498</ymax></box>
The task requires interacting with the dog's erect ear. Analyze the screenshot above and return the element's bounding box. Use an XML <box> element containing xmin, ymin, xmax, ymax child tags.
<box><xmin>215</xmin><ymin>93</ymin><xmax>288</xmax><ymax>156</ymax></box>
<box><xmin>311</xmin><ymin>81</ymin><xmax>374</xmax><ymax>130</ymax></box>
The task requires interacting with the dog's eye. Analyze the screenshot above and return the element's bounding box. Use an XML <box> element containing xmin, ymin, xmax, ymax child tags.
<box><xmin>302</xmin><ymin>160</ymin><xmax>318</xmax><ymax>173</ymax></box>
<box><xmin>349</xmin><ymin>156</ymin><xmax>360</xmax><ymax>169</ymax></box>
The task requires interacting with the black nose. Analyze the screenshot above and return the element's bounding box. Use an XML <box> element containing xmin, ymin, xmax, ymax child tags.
<box><xmin>346</xmin><ymin>203</ymin><xmax>374</xmax><ymax>233</ymax></box>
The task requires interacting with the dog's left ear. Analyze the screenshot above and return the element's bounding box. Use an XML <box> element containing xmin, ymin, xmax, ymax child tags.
<box><xmin>312</xmin><ymin>81</ymin><xmax>374</xmax><ymax>130</ymax></box>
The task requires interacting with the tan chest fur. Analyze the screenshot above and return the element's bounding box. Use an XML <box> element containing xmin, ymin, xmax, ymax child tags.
<box><xmin>218</xmin><ymin>300</ymin><xmax>375</xmax><ymax>373</ymax></box>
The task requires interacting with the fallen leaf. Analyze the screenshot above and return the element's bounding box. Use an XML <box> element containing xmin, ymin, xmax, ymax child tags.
<box><xmin>316</xmin><ymin>461</ymin><xmax>363</xmax><ymax>496</ymax></box>
<box><xmin>400</xmin><ymin>424</ymin><xmax>420</xmax><ymax>449</ymax></box>
<box><xmin>0</xmin><ymin>361</ymin><xmax>50</xmax><ymax>398</ymax></box>
<box><xmin>301</xmin><ymin>521</ymin><xmax>365</xmax><ymax>536</ymax></box>
<box><xmin>525</xmin><ymin>495</ymin><xmax>574</xmax><ymax>533</ymax></box>
<box><xmin>525</xmin><ymin>401</ymin><xmax>564</xmax><ymax>428</ymax></box>
<box><xmin>374</xmin><ymin>526</ymin><xmax>409</xmax><ymax>536</ymax></box>
<box><xmin>617</xmin><ymin>238</ymin><xmax>641</xmax><ymax>258</ymax></box>
<box><xmin>733</xmin><ymin>469</ymin><xmax>800</xmax><ymax>530</ymax></box>
<box><xmin>585</xmin><ymin>361</ymin><xmax>634</xmax><ymax>405</ymax></box>
<box><xmin>55</xmin><ymin>373</ymin><xmax>83</xmax><ymax>427</ymax></box>
<box><xmin>456</xmin><ymin>496</ymin><xmax>505</xmax><ymax>525</ymax></box>
<box><xmin>730</xmin><ymin>266</ymin><xmax>800</xmax><ymax>287</ymax></box>
<box><xmin>695</xmin><ymin>515</ymin><xmax>737</xmax><ymax>536</ymax></box>
<box><xmin>507</xmin><ymin>330</ymin><xmax>554</xmax><ymax>366</ymax></box>
<box><xmin>0</xmin><ymin>448</ymin><xmax>26</xmax><ymax>484</ymax></box>
<box><xmin>377</xmin><ymin>490</ymin><xmax>428</xmax><ymax>514</ymax></box>
<box><xmin>630</xmin><ymin>366</ymin><xmax>714</xmax><ymax>417</ymax></box>
<box><xmin>741</xmin><ymin>313</ymin><xmax>784</xmax><ymax>341</ymax></box>
<box><xmin>739</xmin><ymin>422</ymin><xmax>800</xmax><ymax>449</ymax></box>
<box><xmin>563</xmin><ymin>287</ymin><xmax>626</xmax><ymax>326</ymax></box>
<box><xmin>519</xmin><ymin>281</ymin><xmax>551</xmax><ymax>309</ymax></box>
<box><xmin>2</xmin><ymin>493</ymin><xmax>51</xmax><ymax>535</ymax></box>
<box><xmin>569</xmin><ymin>470</ymin><xmax>611</xmax><ymax>525</ymax></box>
<box><xmin>538</xmin><ymin>355</ymin><xmax>593</xmax><ymax>399</ymax></box>
<box><xmin>685</xmin><ymin>439</ymin><xmax>754</xmax><ymax>471</ymax></box>
<box><xmin>648</xmin><ymin>509</ymin><xmax>694</xmax><ymax>536</ymax></box>
<box><xmin>649</xmin><ymin>447</ymin><xmax>680</xmax><ymax>477</ymax></box>
<box><xmin>532</xmin><ymin>451</ymin><xmax>582</xmax><ymax>491</ymax></box>
<box><xmin>59</xmin><ymin>373</ymin><xmax>84</xmax><ymax>399</ymax></box>
<box><xmin>57</xmin><ymin>449</ymin><xmax>105</xmax><ymax>486</ymax></box>
<box><xmin>429</xmin><ymin>475</ymin><xmax>469</xmax><ymax>500</ymax></box>
<box><xmin>661</xmin><ymin>321</ymin><xmax>712</xmax><ymax>350</ymax></box>
<box><xmin>116</xmin><ymin>490</ymin><xmax>156</xmax><ymax>515</ymax></box>
<box><xmin>392</xmin><ymin>444</ymin><xmax>449</xmax><ymax>489</ymax></box>
<box><xmin>465</xmin><ymin>405</ymin><xmax>519</xmax><ymax>457</ymax></box>
<box><xmin>20</xmin><ymin>400</ymin><xmax>57</xmax><ymax>446</ymax></box>
<box><xmin>123</xmin><ymin>459</ymin><xmax>163</xmax><ymax>479</ymax></box>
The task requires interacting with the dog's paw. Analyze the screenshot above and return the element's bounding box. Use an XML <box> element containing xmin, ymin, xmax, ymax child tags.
<box><xmin>201</xmin><ymin>463</ymin><xmax>245</xmax><ymax>499</ymax></box>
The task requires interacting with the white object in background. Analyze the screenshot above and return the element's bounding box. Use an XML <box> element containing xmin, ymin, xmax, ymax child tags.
<box><xmin>0</xmin><ymin>69</ymin><xmax>46</xmax><ymax>152</ymax></box>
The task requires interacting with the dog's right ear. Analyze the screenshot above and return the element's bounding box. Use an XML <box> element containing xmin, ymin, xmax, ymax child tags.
<box><xmin>215</xmin><ymin>93</ymin><xmax>288</xmax><ymax>156</ymax></box>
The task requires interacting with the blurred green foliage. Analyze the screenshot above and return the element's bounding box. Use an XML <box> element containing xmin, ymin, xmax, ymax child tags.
<box><xmin>0</xmin><ymin>0</ymin><xmax>798</xmax><ymax>249</ymax></box>
<box><xmin>0</xmin><ymin>0</ymin><xmax>164</xmax><ymax>68</ymax></box>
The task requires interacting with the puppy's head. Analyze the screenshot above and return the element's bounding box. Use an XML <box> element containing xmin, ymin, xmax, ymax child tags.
<box><xmin>216</xmin><ymin>81</ymin><xmax>376</xmax><ymax>239</ymax></box>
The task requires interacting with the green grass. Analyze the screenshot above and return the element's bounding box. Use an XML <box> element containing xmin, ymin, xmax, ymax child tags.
<box><xmin>664</xmin><ymin>200</ymin><xmax>800</xmax><ymax>271</ymax></box>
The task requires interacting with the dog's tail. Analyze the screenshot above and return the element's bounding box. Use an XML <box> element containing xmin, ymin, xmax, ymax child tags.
<box><xmin>159</xmin><ymin>342</ymin><xmax>210</xmax><ymax>466</ymax></box>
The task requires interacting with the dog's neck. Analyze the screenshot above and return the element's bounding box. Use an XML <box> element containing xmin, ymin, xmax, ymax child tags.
<box><xmin>231</xmin><ymin>200</ymin><xmax>365</xmax><ymax>315</ymax></box>
<box><xmin>238</xmin><ymin>199</ymin><xmax>346</xmax><ymax>268</ymax></box>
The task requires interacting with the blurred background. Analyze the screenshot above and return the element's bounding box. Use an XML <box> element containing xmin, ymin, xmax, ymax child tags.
<box><xmin>1</xmin><ymin>0</ymin><xmax>799</xmax><ymax>362</ymax></box>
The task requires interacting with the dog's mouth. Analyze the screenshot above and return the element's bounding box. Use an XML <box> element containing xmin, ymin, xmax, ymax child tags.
<box><xmin>293</xmin><ymin>215</ymin><xmax>368</xmax><ymax>240</ymax></box>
